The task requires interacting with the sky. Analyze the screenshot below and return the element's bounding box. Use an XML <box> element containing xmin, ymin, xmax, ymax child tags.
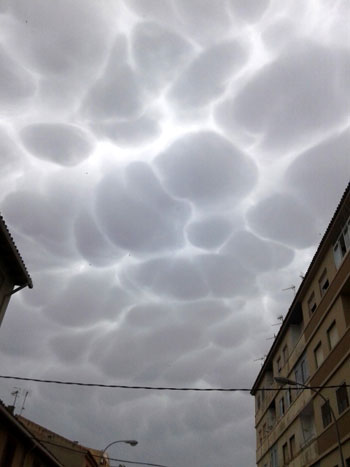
<box><xmin>0</xmin><ymin>0</ymin><xmax>349</xmax><ymax>466</ymax></box>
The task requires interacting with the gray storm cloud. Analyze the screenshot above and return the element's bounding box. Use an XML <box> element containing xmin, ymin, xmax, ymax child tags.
<box><xmin>216</xmin><ymin>41</ymin><xmax>350</xmax><ymax>153</ymax></box>
<box><xmin>20</xmin><ymin>123</ymin><xmax>95</xmax><ymax>166</ymax></box>
<box><xmin>155</xmin><ymin>131</ymin><xmax>258</xmax><ymax>208</ymax></box>
<box><xmin>96</xmin><ymin>162</ymin><xmax>191</xmax><ymax>254</ymax></box>
<box><xmin>0</xmin><ymin>1</ymin><xmax>349</xmax><ymax>466</ymax></box>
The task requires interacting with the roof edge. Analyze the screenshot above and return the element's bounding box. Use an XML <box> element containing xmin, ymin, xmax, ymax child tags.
<box><xmin>0</xmin><ymin>214</ymin><xmax>33</xmax><ymax>288</ymax></box>
<box><xmin>251</xmin><ymin>182</ymin><xmax>350</xmax><ymax>395</ymax></box>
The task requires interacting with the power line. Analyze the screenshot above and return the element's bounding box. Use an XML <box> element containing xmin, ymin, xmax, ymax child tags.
<box><xmin>0</xmin><ymin>375</ymin><xmax>248</xmax><ymax>391</ymax></box>
<box><xmin>0</xmin><ymin>375</ymin><xmax>349</xmax><ymax>392</ymax></box>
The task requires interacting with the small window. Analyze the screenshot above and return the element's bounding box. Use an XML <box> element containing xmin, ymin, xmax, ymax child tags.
<box><xmin>308</xmin><ymin>292</ymin><xmax>317</xmax><ymax>315</ymax></box>
<box><xmin>282</xmin><ymin>345</ymin><xmax>288</xmax><ymax>364</ymax></box>
<box><xmin>257</xmin><ymin>394</ymin><xmax>261</xmax><ymax>410</ymax></box>
<box><xmin>314</xmin><ymin>342</ymin><xmax>324</xmax><ymax>368</ymax></box>
<box><xmin>289</xmin><ymin>435</ymin><xmax>296</xmax><ymax>459</ymax></box>
<box><xmin>283</xmin><ymin>442</ymin><xmax>289</xmax><ymax>464</ymax></box>
<box><xmin>336</xmin><ymin>383</ymin><xmax>349</xmax><ymax>414</ymax></box>
<box><xmin>270</xmin><ymin>444</ymin><xmax>278</xmax><ymax>467</ymax></box>
<box><xmin>285</xmin><ymin>388</ymin><xmax>292</xmax><ymax>408</ymax></box>
<box><xmin>319</xmin><ymin>269</ymin><xmax>329</xmax><ymax>296</ymax></box>
<box><xmin>279</xmin><ymin>396</ymin><xmax>285</xmax><ymax>417</ymax></box>
<box><xmin>321</xmin><ymin>400</ymin><xmax>332</xmax><ymax>428</ymax></box>
<box><xmin>327</xmin><ymin>321</ymin><xmax>339</xmax><ymax>350</ymax></box>
<box><xmin>294</xmin><ymin>352</ymin><xmax>309</xmax><ymax>388</ymax></box>
<box><xmin>333</xmin><ymin>218</ymin><xmax>350</xmax><ymax>268</ymax></box>
<box><xmin>277</xmin><ymin>356</ymin><xmax>281</xmax><ymax>373</ymax></box>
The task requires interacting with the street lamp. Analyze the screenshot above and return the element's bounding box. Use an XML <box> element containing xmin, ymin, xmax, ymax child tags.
<box><xmin>274</xmin><ymin>377</ymin><xmax>345</xmax><ymax>467</ymax></box>
<box><xmin>100</xmin><ymin>440</ymin><xmax>138</xmax><ymax>465</ymax></box>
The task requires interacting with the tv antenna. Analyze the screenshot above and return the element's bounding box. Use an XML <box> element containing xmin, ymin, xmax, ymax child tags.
<box><xmin>11</xmin><ymin>388</ymin><xmax>21</xmax><ymax>411</ymax></box>
<box><xmin>19</xmin><ymin>390</ymin><xmax>30</xmax><ymax>416</ymax></box>
<box><xmin>272</xmin><ymin>315</ymin><xmax>284</xmax><ymax>326</ymax></box>
<box><xmin>282</xmin><ymin>285</ymin><xmax>296</xmax><ymax>295</ymax></box>
<box><xmin>266</xmin><ymin>334</ymin><xmax>276</xmax><ymax>340</ymax></box>
<box><xmin>254</xmin><ymin>356</ymin><xmax>266</xmax><ymax>362</ymax></box>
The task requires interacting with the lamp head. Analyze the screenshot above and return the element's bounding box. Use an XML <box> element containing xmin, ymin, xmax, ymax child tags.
<box><xmin>125</xmin><ymin>440</ymin><xmax>138</xmax><ymax>446</ymax></box>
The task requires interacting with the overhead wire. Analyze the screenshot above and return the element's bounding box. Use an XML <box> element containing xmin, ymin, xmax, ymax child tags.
<box><xmin>0</xmin><ymin>375</ymin><xmax>349</xmax><ymax>392</ymax></box>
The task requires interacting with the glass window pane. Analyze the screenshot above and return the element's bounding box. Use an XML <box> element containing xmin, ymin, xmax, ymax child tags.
<box><xmin>327</xmin><ymin>322</ymin><xmax>339</xmax><ymax>349</ymax></box>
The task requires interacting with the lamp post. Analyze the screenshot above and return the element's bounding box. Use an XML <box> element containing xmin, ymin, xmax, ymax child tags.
<box><xmin>274</xmin><ymin>377</ymin><xmax>345</xmax><ymax>467</ymax></box>
<box><xmin>100</xmin><ymin>440</ymin><xmax>138</xmax><ymax>465</ymax></box>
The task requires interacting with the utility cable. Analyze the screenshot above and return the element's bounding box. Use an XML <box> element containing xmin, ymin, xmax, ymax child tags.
<box><xmin>0</xmin><ymin>375</ymin><xmax>349</xmax><ymax>391</ymax></box>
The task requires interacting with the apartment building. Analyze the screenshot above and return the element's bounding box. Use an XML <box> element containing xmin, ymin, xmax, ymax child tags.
<box><xmin>18</xmin><ymin>415</ymin><xmax>109</xmax><ymax>467</ymax></box>
<box><xmin>0</xmin><ymin>400</ymin><xmax>63</xmax><ymax>467</ymax></box>
<box><xmin>251</xmin><ymin>184</ymin><xmax>350</xmax><ymax>467</ymax></box>
<box><xmin>0</xmin><ymin>214</ymin><xmax>32</xmax><ymax>326</ymax></box>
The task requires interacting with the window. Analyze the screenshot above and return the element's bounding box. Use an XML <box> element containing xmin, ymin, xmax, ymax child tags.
<box><xmin>314</xmin><ymin>342</ymin><xmax>324</xmax><ymax>368</ymax></box>
<box><xmin>282</xmin><ymin>345</ymin><xmax>288</xmax><ymax>364</ymax></box>
<box><xmin>308</xmin><ymin>292</ymin><xmax>317</xmax><ymax>315</ymax></box>
<box><xmin>270</xmin><ymin>444</ymin><xmax>278</xmax><ymax>467</ymax></box>
<box><xmin>327</xmin><ymin>321</ymin><xmax>339</xmax><ymax>350</ymax></box>
<box><xmin>277</xmin><ymin>356</ymin><xmax>281</xmax><ymax>373</ymax></box>
<box><xmin>285</xmin><ymin>388</ymin><xmax>292</xmax><ymax>408</ymax></box>
<box><xmin>289</xmin><ymin>435</ymin><xmax>296</xmax><ymax>459</ymax></box>
<box><xmin>294</xmin><ymin>352</ymin><xmax>309</xmax><ymax>388</ymax></box>
<box><xmin>283</xmin><ymin>443</ymin><xmax>289</xmax><ymax>464</ymax></box>
<box><xmin>263</xmin><ymin>423</ymin><xmax>267</xmax><ymax>438</ymax></box>
<box><xmin>319</xmin><ymin>269</ymin><xmax>329</xmax><ymax>296</ymax></box>
<box><xmin>321</xmin><ymin>400</ymin><xmax>332</xmax><ymax>428</ymax></box>
<box><xmin>279</xmin><ymin>397</ymin><xmax>285</xmax><ymax>417</ymax></box>
<box><xmin>336</xmin><ymin>383</ymin><xmax>349</xmax><ymax>414</ymax></box>
<box><xmin>333</xmin><ymin>219</ymin><xmax>350</xmax><ymax>268</ymax></box>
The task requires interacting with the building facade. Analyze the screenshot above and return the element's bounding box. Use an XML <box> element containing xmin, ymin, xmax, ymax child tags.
<box><xmin>0</xmin><ymin>400</ymin><xmax>63</xmax><ymax>467</ymax></box>
<box><xmin>251</xmin><ymin>184</ymin><xmax>350</xmax><ymax>467</ymax></box>
<box><xmin>18</xmin><ymin>416</ymin><xmax>108</xmax><ymax>467</ymax></box>
<box><xmin>0</xmin><ymin>214</ymin><xmax>32</xmax><ymax>326</ymax></box>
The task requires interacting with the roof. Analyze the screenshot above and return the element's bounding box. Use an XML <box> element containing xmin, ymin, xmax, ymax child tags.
<box><xmin>0</xmin><ymin>400</ymin><xmax>63</xmax><ymax>466</ymax></box>
<box><xmin>0</xmin><ymin>214</ymin><xmax>33</xmax><ymax>288</ymax></box>
<box><xmin>251</xmin><ymin>182</ymin><xmax>350</xmax><ymax>394</ymax></box>
<box><xmin>18</xmin><ymin>415</ymin><xmax>104</xmax><ymax>467</ymax></box>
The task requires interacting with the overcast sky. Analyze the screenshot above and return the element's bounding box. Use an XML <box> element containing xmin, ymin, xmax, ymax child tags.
<box><xmin>0</xmin><ymin>0</ymin><xmax>350</xmax><ymax>466</ymax></box>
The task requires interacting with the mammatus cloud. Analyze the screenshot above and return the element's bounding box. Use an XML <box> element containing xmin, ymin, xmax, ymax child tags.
<box><xmin>0</xmin><ymin>46</ymin><xmax>36</xmax><ymax>109</ymax></box>
<box><xmin>0</xmin><ymin>0</ymin><xmax>349</xmax><ymax>466</ymax></box>
<box><xmin>155</xmin><ymin>131</ymin><xmax>258</xmax><ymax>208</ymax></box>
<box><xmin>216</xmin><ymin>42</ymin><xmax>350</xmax><ymax>153</ymax></box>
<box><xmin>96</xmin><ymin>162</ymin><xmax>191</xmax><ymax>254</ymax></box>
<box><xmin>168</xmin><ymin>40</ymin><xmax>247</xmax><ymax>110</ymax></box>
<box><xmin>20</xmin><ymin>123</ymin><xmax>95</xmax><ymax>166</ymax></box>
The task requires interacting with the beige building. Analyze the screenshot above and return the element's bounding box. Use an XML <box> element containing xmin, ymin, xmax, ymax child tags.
<box><xmin>18</xmin><ymin>416</ymin><xmax>109</xmax><ymax>467</ymax></box>
<box><xmin>251</xmin><ymin>184</ymin><xmax>350</xmax><ymax>467</ymax></box>
<box><xmin>0</xmin><ymin>400</ymin><xmax>63</xmax><ymax>467</ymax></box>
<box><xmin>0</xmin><ymin>214</ymin><xmax>32</xmax><ymax>326</ymax></box>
